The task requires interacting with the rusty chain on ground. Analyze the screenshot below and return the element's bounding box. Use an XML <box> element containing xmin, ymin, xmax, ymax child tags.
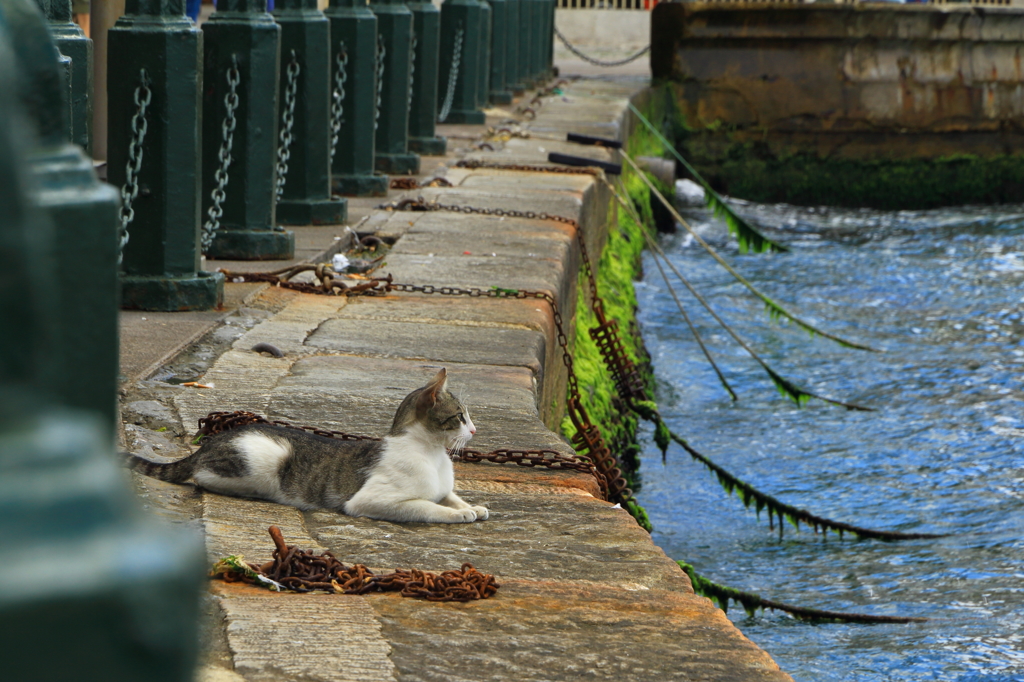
<box><xmin>388</xmin><ymin>176</ymin><xmax>452</xmax><ymax>190</ymax></box>
<box><xmin>212</xmin><ymin>526</ymin><xmax>499</xmax><ymax>601</ymax></box>
<box><xmin>218</xmin><ymin>265</ymin><xmax>392</xmax><ymax>297</ymax></box>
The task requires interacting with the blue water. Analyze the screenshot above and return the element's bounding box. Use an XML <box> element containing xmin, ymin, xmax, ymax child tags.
<box><xmin>634</xmin><ymin>198</ymin><xmax>1024</xmax><ymax>681</ymax></box>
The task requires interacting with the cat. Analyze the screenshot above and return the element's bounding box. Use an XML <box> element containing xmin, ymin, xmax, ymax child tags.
<box><xmin>127</xmin><ymin>368</ymin><xmax>489</xmax><ymax>523</ymax></box>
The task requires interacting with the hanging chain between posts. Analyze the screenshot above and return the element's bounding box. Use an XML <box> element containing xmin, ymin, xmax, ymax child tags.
<box><xmin>118</xmin><ymin>68</ymin><xmax>152</xmax><ymax>265</ymax></box>
<box><xmin>202</xmin><ymin>55</ymin><xmax>241</xmax><ymax>254</ymax></box>
<box><xmin>275</xmin><ymin>50</ymin><xmax>300</xmax><ymax>203</ymax></box>
<box><xmin>407</xmin><ymin>32</ymin><xmax>417</xmax><ymax>115</ymax></box>
<box><xmin>437</xmin><ymin>25</ymin><xmax>463</xmax><ymax>123</ymax></box>
<box><xmin>553</xmin><ymin>26</ymin><xmax>650</xmax><ymax>68</ymax></box>
<box><xmin>330</xmin><ymin>42</ymin><xmax>348</xmax><ymax>162</ymax></box>
<box><xmin>374</xmin><ymin>33</ymin><xmax>386</xmax><ymax>131</ymax></box>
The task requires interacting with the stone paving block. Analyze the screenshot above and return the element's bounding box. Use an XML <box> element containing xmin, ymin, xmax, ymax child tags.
<box><xmin>307</xmin><ymin>318</ymin><xmax>547</xmax><ymax>374</ymax></box>
<box><xmin>368</xmin><ymin>580</ymin><xmax>790</xmax><ymax>682</ymax></box>
<box><xmin>202</xmin><ymin>493</ymin><xmax>323</xmax><ymax>562</ymax></box>
<box><xmin>213</xmin><ymin>584</ymin><xmax>398</xmax><ymax>682</ymax></box>
<box><xmin>305</xmin><ymin>488</ymin><xmax>681</xmax><ymax>588</ymax></box>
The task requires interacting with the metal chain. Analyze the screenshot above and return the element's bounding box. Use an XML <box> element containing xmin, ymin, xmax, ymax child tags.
<box><xmin>330</xmin><ymin>43</ymin><xmax>348</xmax><ymax>162</ymax></box>
<box><xmin>455</xmin><ymin>159</ymin><xmax>600</xmax><ymax>176</ymax></box>
<box><xmin>118</xmin><ymin>69</ymin><xmax>153</xmax><ymax>265</ymax></box>
<box><xmin>202</xmin><ymin>55</ymin><xmax>241</xmax><ymax>254</ymax></box>
<box><xmin>275</xmin><ymin>50</ymin><xmax>300</xmax><ymax>203</ymax></box>
<box><xmin>407</xmin><ymin>32</ymin><xmax>417</xmax><ymax>116</ymax></box>
<box><xmin>437</xmin><ymin>25</ymin><xmax>463</xmax><ymax>123</ymax></box>
<box><xmin>374</xmin><ymin>33</ymin><xmax>385</xmax><ymax>132</ymax></box>
<box><xmin>553</xmin><ymin>26</ymin><xmax>650</xmax><ymax>68</ymax></box>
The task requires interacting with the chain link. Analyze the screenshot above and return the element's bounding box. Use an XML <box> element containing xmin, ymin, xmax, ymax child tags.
<box><xmin>437</xmin><ymin>25</ymin><xmax>463</xmax><ymax>123</ymax></box>
<box><xmin>330</xmin><ymin>42</ymin><xmax>348</xmax><ymax>162</ymax></box>
<box><xmin>202</xmin><ymin>55</ymin><xmax>241</xmax><ymax>254</ymax></box>
<box><xmin>374</xmin><ymin>33</ymin><xmax>385</xmax><ymax>132</ymax></box>
<box><xmin>455</xmin><ymin>159</ymin><xmax>600</xmax><ymax>176</ymax></box>
<box><xmin>118</xmin><ymin>68</ymin><xmax>152</xmax><ymax>265</ymax></box>
<box><xmin>275</xmin><ymin>50</ymin><xmax>300</xmax><ymax>203</ymax></box>
<box><xmin>553</xmin><ymin>26</ymin><xmax>650</xmax><ymax>68</ymax></box>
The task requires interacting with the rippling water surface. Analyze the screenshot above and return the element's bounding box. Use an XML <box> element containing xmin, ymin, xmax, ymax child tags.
<box><xmin>634</xmin><ymin>197</ymin><xmax>1024</xmax><ymax>682</ymax></box>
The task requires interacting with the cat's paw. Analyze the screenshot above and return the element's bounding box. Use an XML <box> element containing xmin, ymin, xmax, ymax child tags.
<box><xmin>470</xmin><ymin>505</ymin><xmax>489</xmax><ymax>521</ymax></box>
<box><xmin>446</xmin><ymin>508</ymin><xmax>477</xmax><ymax>523</ymax></box>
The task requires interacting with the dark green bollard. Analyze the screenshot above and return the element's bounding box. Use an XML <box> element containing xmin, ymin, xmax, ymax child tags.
<box><xmin>326</xmin><ymin>0</ymin><xmax>388</xmax><ymax>196</ymax></box>
<box><xmin>529</xmin><ymin>0</ymin><xmax>544</xmax><ymax>84</ymax></box>
<box><xmin>544</xmin><ymin>0</ymin><xmax>554</xmax><ymax>79</ymax></box>
<box><xmin>476</xmin><ymin>0</ymin><xmax>490</xmax><ymax>109</ymax></box>
<box><xmin>515</xmin><ymin>0</ymin><xmax>532</xmax><ymax>89</ymax></box>
<box><xmin>5</xmin><ymin>0</ymin><xmax>119</xmax><ymax>431</ymax></box>
<box><xmin>0</xmin><ymin>12</ymin><xmax>205</xmax><ymax>682</ymax></box>
<box><xmin>504</xmin><ymin>0</ymin><xmax>522</xmax><ymax>95</ymax></box>
<box><xmin>370</xmin><ymin>0</ymin><xmax>419</xmax><ymax>175</ymax></box>
<box><xmin>487</xmin><ymin>0</ymin><xmax>510</xmax><ymax>104</ymax></box>
<box><xmin>437</xmin><ymin>0</ymin><xmax>483</xmax><ymax>124</ymax></box>
<box><xmin>273</xmin><ymin>0</ymin><xmax>348</xmax><ymax>225</ymax></box>
<box><xmin>406</xmin><ymin>0</ymin><xmax>445</xmax><ymax>155</ymax></box>
<box><xmin>35</xmin><ymin>0</ymin><xmax>92</xmax><ymax>154</ymax></box>
<box><xmin>110</xmin><ymin>0</ymin><xmax>225</xmax><ymax>312</ymax></box>
<box><xmin>202</xmin><ymin>0</ymin><xmax>295</xmax><ymax>259</ymax></box>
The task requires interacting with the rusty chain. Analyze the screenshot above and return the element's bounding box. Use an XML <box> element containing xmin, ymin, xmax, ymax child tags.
<box><xmin>454</xmin><ymin>159</ymin><xmax>600</xmax><ymax>176</ymax></box>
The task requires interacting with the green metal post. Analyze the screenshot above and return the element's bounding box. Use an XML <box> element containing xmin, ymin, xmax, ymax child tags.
<box><xmin>110</xmin><ymin>0</ymin><xmax>225</xmax><ymax>312</ymax></box>
<box><xmin>515</xmin><ymin>0</ymin><xmax>532</xmax><ymax>89</ymax></box>
<box><xmin>487</xmin><ymin>0</ymin><xmax>509</xmax><ymax>104</ymax></box>
<box><xmin>529</xmin><ymin>0</ymin><xmax>544</xmax><ymax>84</ymax></box>
<box><xmin>202</xmin><ymin>0</ymin><xmax>295</xmax><ymax>259</ymax></box>
<box><xmin>35</xmin><ymin>0</ymin><xmax>92</xmax><ymax>154</ymax></box>
<box><xmin>326</xmin><ymin>0</ymin><xmax>388</xmax><ymax>196</ymax></box>
<box><xmin>5</xmin><ymin>0</ymin><xmax>118</xmax><ymax>431</ymax></box>
<box><xmin>476</xmin><ymin>0</ymin><xmax>490</xmax><ymax>109</ymax></box>
<box><xmin>437</xmin><ymin>0</ymin><xmax>483</xmax><ymax>124</ymax></box>
<box><xmin>406</xmin><ymin>0</ymin><xmax>445</xmax><ymax>155</ymax></box>
<box><xmin>544</xmin><ymin>0</ymin><xmax>554</xmax><ymax>79</ymax></box>
<box><xmin>0</xmin><ymin>12</ymin><xmax>204</xmax><ymax>682</ymax></box>
<box><xmin>370</xmin><ymin>0</ymin><xmax>419</xmax><ymax>175</ymax></box>
<box><xmin>504</xmin><ymin>0</ymin><xmax>521</xmax><ymax>95</ymax></box>
<box><xmin>273</xmin><ymin>0</ymin><xmax>347</xmax><ymax>224</ymax></box>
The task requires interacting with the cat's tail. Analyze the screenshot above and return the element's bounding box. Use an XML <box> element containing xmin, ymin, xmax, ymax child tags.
<box><xmin>124</xmin><ymin>451</ymin><xmax>197</xmax><ymax>483</ymax></box>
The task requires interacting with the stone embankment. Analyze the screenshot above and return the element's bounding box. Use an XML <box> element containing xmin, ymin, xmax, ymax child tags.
<box><xmin>122</xmin><ymin>77</ymin><xmax>792</xmax><ymax>682</ymax></box>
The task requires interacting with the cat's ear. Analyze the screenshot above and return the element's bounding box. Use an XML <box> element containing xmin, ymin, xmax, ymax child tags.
<box><xmin>417</xmin><ymin>368</ymin><xmax>448</xmax><ymax>413</ymax></box>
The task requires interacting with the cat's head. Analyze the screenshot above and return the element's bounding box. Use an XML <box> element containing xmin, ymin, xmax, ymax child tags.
<box><xmin>390</xmin><ymin>368</ymin><xmax>476</xmax><ymax>450</ymax></box>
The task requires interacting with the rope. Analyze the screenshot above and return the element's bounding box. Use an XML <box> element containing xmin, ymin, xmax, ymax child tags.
<box><xmin>554</xmin><ymin>26</ymin><xmax>650</xmax><ymax>67</ymax></box>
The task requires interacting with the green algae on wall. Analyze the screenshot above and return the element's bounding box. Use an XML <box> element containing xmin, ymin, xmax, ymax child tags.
<box><xmin>558</xmin><ymin>115</ymin><xmax>669</xmax><ymax>533</ymax></box>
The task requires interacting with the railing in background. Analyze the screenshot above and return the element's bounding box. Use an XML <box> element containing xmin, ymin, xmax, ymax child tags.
<box><xmin>557</xmin><ymin>0</ymin><xmax>657</xmax><ymax>9</ymax></box>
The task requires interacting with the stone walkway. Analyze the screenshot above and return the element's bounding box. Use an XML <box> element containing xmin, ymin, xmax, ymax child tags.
<box><xmin>124</xmin><ymin>77</ymin><xmax>792</xmax><ymax>682</ymax></box>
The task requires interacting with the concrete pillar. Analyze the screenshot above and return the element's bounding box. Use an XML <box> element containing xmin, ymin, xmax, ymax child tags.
<box><xmin>202</xmin><ymin>0</ymin><xmax>296</xmax><ymax>260</ymax></box>
<box><xmin>406</xmin><ymin>0</ymin><xmax>445</xmax><ymax>155</ymax></box>
<box><xmin>90</xmin><ymin>0</ymin><xmax>124</xmax><ymax>160</ymax></box>
<box><xmin>273</xmin><ymin>0</ymin><xmax>348</xmax><ymax>224</ymax></box>
<box><xmin>110</xmin><ymin>0</ymin><xmax>225</xmax><ymax>311</ymax></box>
<box><xmin>370</xmin><ymin>0</ymin><xmax>419</xmax><ymax>175</ymax></box>
<box><xmin>437</xmin><ymin>0</ymin><xmax>483</xmax><ymax>124</ymax></box>
<box><xmin>326</xmin><ymin>0</ymin><xmax>389</xmax><ymax>196</ymax></box>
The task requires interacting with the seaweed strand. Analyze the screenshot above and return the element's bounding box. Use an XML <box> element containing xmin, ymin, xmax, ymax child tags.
<box><xmin>612</xmin><ymin>178</ymin><xmax>738</xmax><ymax>402</ymax></box>
<box><xmin>666</xmin><ymin>429</ymin><xmax>945</xmax><ymax>542</ymax></box>
<box><xmin>627</xmin><ymin>104</ymin><xmax>785</xmax><ymax>255</ymax></box>
<box><xmin>676</xmin><ymin>561</ymin><xmax>927</xmax><ymax>623</ymax></box>
<box><xmin>618</xmin><ymin>152</ymin><xmax>880</xmax><ymax>353</ymax></box>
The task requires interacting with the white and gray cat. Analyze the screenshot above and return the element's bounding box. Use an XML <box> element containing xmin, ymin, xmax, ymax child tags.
<box><xmin>128</xmin><ymin>368</ymin><xmax>489</xmax><ymax>523</ymax></box>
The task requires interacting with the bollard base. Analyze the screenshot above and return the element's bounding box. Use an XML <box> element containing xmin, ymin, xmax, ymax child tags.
<box><xmin>375</xmin><ymin>152</ymin><xmax>421</xmax><ymax>176</ymax></box>
<box><xmin>332</xmin><ymin>172</ymin><xmax>390</xmax><ymax>197</ymax></box>
<box><xmin>408</xmin><ymin>136</ymin><xmax>447</xmax><ymax>156</ymax></box>
<box><xmin>276</xmin><ymin>195</ymin><xmax>348</xmax><ymax>226</ymax></box>
<box><xmin>121</xmin><ymin>270</ymin><xmax>226</xmax><ymax>312</ymax></box>
<box><xmin>490</xmin><ymin>91</ymin><xmax>513</xmax><ymax>105</ymax></box>
<box><xmin>441</xmin><ymin>109</ymin><xmax>486</xmax><ymax>125</ymax></box>
<box><xmin>206</xmin><ymin>229</ymin><xmax>296</xmax><ymax>261</ymax></box>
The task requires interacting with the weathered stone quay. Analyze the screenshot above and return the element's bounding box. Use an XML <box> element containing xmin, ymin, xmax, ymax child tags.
<box><xmin>122</xmin><ymin>78</ymin><xmax>792</xmax><ymax>681</ymax></box>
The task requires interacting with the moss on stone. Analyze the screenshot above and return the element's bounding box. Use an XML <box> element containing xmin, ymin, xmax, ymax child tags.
<box><xmin>559</xmin><ymin>114</ymin><xmax>663</xmax><ymax>532</ymax></box>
